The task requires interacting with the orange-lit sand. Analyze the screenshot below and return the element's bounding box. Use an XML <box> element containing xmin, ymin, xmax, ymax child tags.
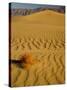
<box><xmin>10</xmin><ymin>10</ymin><xmax>65</xmax><ymax>87</ymax></box>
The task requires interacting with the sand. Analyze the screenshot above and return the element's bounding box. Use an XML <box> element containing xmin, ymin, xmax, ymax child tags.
<box><xmin>10</xmin><ymin>10</ymin><xmax>65</xmax><ymax>87</ymax></box>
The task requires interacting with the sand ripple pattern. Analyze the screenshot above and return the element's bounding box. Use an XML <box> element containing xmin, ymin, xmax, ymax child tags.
<box><xmin>11</xmin><ymin>37</ymin><xmax>64</xmax><ymax>59</ymax></box>
<box><xmin>11</xmin><ymin>37</ymin><xmax>65</xmax><ymax>87</ymax></box>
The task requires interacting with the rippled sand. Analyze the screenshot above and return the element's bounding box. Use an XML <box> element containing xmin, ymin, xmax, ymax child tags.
<box><xmin>10</xmin><ymin>10</ymin><xmax>65</xmax><ymax>87</ymax></box>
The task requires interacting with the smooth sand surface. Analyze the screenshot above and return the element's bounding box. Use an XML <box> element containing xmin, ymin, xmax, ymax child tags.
<box><xmin>10</xmin><ymin>10</ymin><xmax>65</xmax><ymax>87</ymax></box>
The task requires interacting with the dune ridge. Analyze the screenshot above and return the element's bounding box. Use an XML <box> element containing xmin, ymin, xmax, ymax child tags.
<box><xmin>12</xmin><ymin>10</ymin><xmax>64</xmax><ymax>25</ymax></box>
<box><xmin>11</xmin><ymin>6</ymin><xmax>65</xmax><ymax>16</ymax></box>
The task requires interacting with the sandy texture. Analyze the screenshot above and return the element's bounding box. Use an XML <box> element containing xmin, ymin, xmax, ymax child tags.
<box><xmin>10</xmin><ymin>10</ymin><xmax>65</xmax><ymax>87</ymax></box>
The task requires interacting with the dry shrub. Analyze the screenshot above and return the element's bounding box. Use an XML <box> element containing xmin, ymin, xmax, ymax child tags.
<box><xmin>20</xmin><ymin>53</ymin><xmax>39</xmax><ymax>69</ymax></box>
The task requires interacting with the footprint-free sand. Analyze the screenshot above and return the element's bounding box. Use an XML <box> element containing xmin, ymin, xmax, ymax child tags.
<box><xmin>10</xmin><ymin>10</ymin><xmax>65</xmax><ymax>87</ymax></box>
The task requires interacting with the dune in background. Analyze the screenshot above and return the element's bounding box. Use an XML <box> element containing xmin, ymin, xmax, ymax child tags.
<box><xmin>10</xmin><ymin>10</ymin><xmax>65</xmax><ymax>87</ymax></box>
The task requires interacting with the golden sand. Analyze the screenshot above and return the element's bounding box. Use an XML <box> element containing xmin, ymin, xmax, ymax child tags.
<box><xmin>10</xmin><ymin>10</ymin><xmax>65</xmax><ymax>87</ymax></box>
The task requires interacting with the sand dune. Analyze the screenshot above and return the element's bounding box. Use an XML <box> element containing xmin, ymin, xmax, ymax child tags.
<box><xmin>10</xmin><ymin>10</ymin><xmax>65</xmax><ymax>87</ymax></box>
<box><xmin>12</xmin><ymin>10</ymin><xmax>64</xmax><ymax>25</ymax></box>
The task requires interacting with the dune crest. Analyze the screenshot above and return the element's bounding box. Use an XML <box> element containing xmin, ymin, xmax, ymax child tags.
<box><xmin>12</xmin><ymin>10</ymin><xmax>64</xmax><ymax>26</ymax></box>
